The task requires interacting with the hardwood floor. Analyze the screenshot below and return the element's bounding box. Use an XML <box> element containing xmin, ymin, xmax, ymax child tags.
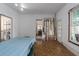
<box><xmin>33</xmin><ymin>39</ymin><xmax>75</xmax><ymax>56</ymax></box>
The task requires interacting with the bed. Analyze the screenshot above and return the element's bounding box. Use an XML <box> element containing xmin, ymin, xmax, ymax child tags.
<box><xmin>0</xmin><ymin>36</ymin><xmax>36</xmax><ymax>56</ymax></box>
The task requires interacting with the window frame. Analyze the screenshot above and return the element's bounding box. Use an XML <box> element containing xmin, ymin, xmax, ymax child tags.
<box><xmin>68</xmin><ymin>5</ymin><xmax>79</xmax><ymax>46</ymax></box>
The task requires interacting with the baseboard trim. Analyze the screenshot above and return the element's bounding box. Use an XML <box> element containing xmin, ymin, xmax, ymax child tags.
<box><xmin>62</xmin><ymin>42</ymin><xmax>79</xmax><ymax>56</ymax></box>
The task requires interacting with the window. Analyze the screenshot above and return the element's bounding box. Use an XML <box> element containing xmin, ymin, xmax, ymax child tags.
<box><xmin>68</xmin><ymin>5</ymin><xmax>79</xmax><ymax>45</ymax></box>
<box><xmin>0</xmin><ymin>14</ymin><xmax>12</xmax><ymax>41</ymax></box>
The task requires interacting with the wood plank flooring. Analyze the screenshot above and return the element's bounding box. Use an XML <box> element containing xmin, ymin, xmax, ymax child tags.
<box><xmin>33</xmin><ymin>40</ymin><xmax>75</xmax><ymax>56</ymax></box>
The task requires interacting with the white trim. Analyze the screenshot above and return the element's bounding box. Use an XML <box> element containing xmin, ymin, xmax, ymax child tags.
<box><xmin>62</xmin><ymin>42</ymin><xmax>79</xmax><ymax>56</ymax></box>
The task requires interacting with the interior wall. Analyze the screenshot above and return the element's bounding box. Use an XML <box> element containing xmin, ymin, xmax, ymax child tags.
<box><xmin>18</xmin><ymin>14</ymin><xmax>54</xmax><ymax>37</ymax></box>
<box><xmin>56</xmin><ymin>3</ymin><xmax>79</xmax><ymax>55</ymax></box>
<box><xmin>0</xmin><ymin>4</ymin><xmax>19</xmax><ymax>38</ymax></box>
<box><xmin>0</xmin><ymin>4</ymin><xmax>54</xmax><ymax>38</ymax></box>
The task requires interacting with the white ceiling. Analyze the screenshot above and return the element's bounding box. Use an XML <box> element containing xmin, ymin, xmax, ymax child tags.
<box><xmin>6</xmin><ymin>3</ymin><xmax>66</xmax><ymax>14</ymax></box>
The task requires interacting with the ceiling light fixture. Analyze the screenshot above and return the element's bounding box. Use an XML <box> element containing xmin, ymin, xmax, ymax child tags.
<box><xmin>21</xmin><ymin>7</ymin><xmax>24</xmax><ymax>11</ymax></box>
<box><xmin>14</xmin><ymin>3</ymin><xmax>18</xmax><ymax>6</ymax></box>
<box><xmin>20</xmin><ymin>3</ymin><xmax>26</xmax><ymax>8</ymax></box>
<box><xmin>14</xmin><ymin>3</ymin><xmax>27</xmax><ymax>11</ymax></box>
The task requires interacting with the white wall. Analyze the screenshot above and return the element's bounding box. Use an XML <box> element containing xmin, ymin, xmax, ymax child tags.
<box><xmin>18</xmin><ymin>14</ymin><xmax>54</xmax><ymax>37</ymax></box>
<box><xmin>0</xmin><ymin>4</ymin><xmax>19</xmax><ymax>38</ymax></box>
<box><xmin>0</xmin><ymin>4</ymin><xmax>54</xmax><ymax>38</ymax></box>
<box><xmin>56</xmin><ymin>3</ymin><xmax>79</xmax><ymax>55</ymax></box>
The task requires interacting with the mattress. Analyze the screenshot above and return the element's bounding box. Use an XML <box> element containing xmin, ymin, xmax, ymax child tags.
<box><xmin>0</xmin><ymin>37</ymin><xmax>36</xmax><ymax>56</ymax></box>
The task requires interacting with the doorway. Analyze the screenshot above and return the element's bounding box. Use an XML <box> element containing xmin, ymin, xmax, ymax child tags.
<box><xmin>36</xmin><ymin>18</ymin><xmax>56</xmax><ymax>41</ymax></box>
<box><xmin>36</xmin><ymin>19</ymin><xmax>43</xmax><ymax>39</ymax></box>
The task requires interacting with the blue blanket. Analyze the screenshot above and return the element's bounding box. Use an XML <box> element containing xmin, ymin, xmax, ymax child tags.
<box><xmin>0</xmin><ymin>37</ymin><xmax>35</xmax><ymax>56</ymax></box>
